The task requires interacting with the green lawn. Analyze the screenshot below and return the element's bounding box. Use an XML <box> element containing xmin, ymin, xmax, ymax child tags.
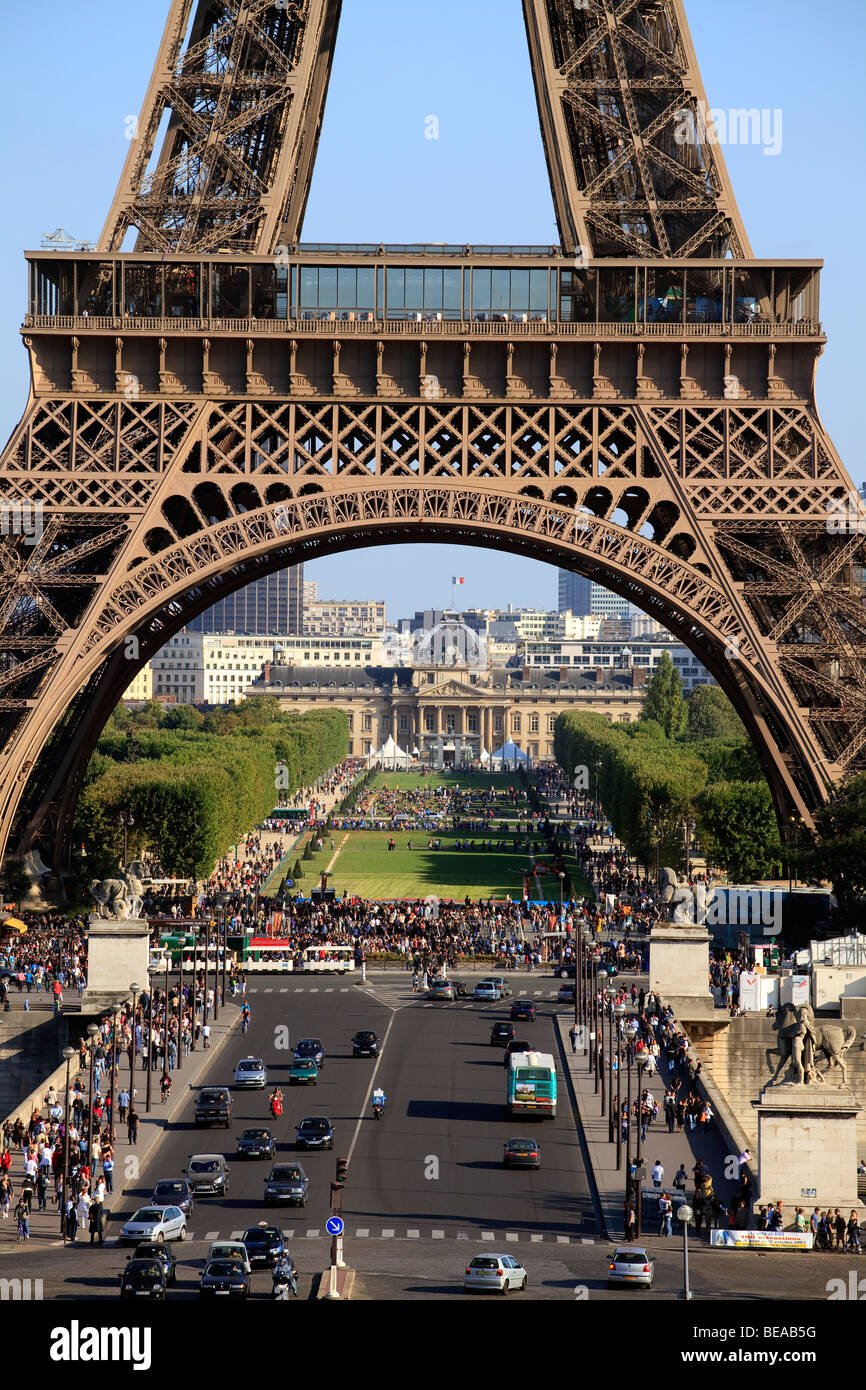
<box><xmin>294</xmin><ymin>829</ymin><xmax>590</xmax><ymax>901</ymax></box>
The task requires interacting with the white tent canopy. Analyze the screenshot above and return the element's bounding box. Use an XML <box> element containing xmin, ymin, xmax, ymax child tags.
<box><xmin>372</xmin><ymin>734</ymin><xmax>412</xmax><ymax>768</ymax></box>
<box><xmin>492</xmin><ymin>738</ymin><xmax>528</xmax><ymax>764</ymax></box>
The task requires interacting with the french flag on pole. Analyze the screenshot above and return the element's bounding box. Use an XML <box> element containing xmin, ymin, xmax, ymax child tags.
<box><xmin>452</xmin><ymin>576</ymin><xmax>464</xmax><ymax>585</ymax></box>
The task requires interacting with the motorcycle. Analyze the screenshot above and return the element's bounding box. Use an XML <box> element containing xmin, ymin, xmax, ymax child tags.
<box><xmin>272</xmin><ymin>1266</ymin><xmax>297</xmax><ymax>1300</ymax></box>
<box><xmin>372</xmin><ymin>1099</ymin><xmax>384</xmax><ymax>1121</ymax></box>
<box><xmin>270</xmin><ymin>1096</ymin><xmax>283</xmax><ymax>1119</ymax></box>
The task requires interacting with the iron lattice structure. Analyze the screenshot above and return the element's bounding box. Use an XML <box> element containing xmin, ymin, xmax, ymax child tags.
<box><xmin>0</xmin><ymin>0</ymin><xmax>863</xmax><ymax>872</ymax></box>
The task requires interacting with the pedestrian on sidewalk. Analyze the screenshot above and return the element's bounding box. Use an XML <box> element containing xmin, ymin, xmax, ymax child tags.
<box><xmin>64</xmin><ymin>1195</ymin><xmax>78</xmax><ymax>1242</ymax></box>
<box><xmin>651</xmin><ymin>1160</ymin><xmax>664</xmax><ymax>1189</ymax></box>
<box><xmin>846</xmin><ymin>1211</ymin><xmax>862</xmax><ymax>1253</ymax></box>
<box><xmin>14</xmin><ymin>1196</ymin><xmax>29</xmax><ymax>1242</ymax></box>
<box><xmin>0</xmin><ymin>1174</ymin><xmax>12</xmax><ymax>1219</ymax></box>
<box><xmin>127</xmin><ymin>1108</ymin><xmax>139</xmax><ymax>1145</ymax></box>
<box><xmin>569</xmin><ymin>1023</ymin><xmax>579</xmax><ymax>1053</ymax></box>
<box><xmin>202</xmin><ymin>1023</ymin><xmax>211</xmax><ymax>1049</ymax></box>
<box><xmin>624</xmin><ymin>1202</ymin><xmax>637</xmax><ymax>1242</ymax></box>
<box><xmin>118</xmin><ymin>1089</ymin><xmax>129</xmax><ymax>1125</ymax></box>
<box><xmin>658</xmin><ymin>1192</ymin><xmax>673</xmax><ymax>1237</ymax></box>
<box><xmin>673</xmin><ymin>1163</ymin><xmax>688</xmax><ymax>1196</ymax></box>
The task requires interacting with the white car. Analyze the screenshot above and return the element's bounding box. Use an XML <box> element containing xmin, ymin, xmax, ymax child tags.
<box><xmin>233</xmin><ymin>1057</ymin><xmax>267</xmax><ymax>1089</ymax></box>
<box><xmin>474</xmin><ymin>981</ymin><xmax>501</xmax><ymax>1001</ymax></box>
<box><xmin>207</xmin><ymin>1240</ymin><xmax>252</xmax><ymax>1275</ymax></box>
<box><xmin>464</xmin><ymin>1253</ymin><xmax>528</xmax><ymax>1294</ymax></box>
<box><xmin>120</xmin><ymin>1205</ymin><xmax>187</xmax><ymax>1245</ymax></box>
<box><xmin>488</xmin><ymin>976</ymin><xmax>512</xmax><ymax>998</ymax></box>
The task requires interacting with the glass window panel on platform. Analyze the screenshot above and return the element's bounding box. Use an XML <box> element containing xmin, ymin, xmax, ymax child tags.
<box><xmin>599</xmin><ymin>268</ymin><xmax>637</xmax><ymax>323</ymax></box>
<box><xmin>643</xmin><ymin>267</ymin><xmax>684</xmax><ymax>324</ymax></box>
<box><xmin>164</xmin><ymin>264</ymin><xmax>201</xmax><ymax>318</ymax></box>
<box><xmin>685</xmin><ymin>267</ymin><xmax>726</xmax><ymax>324</ymax></box>
<box><xmin>773</xmin><ymin>268</ymin><xmax>816</xmax><ymax>325</ymax></box>
<box><xmin>732</xmin><ymin>268</ymin><xmax>772</xmax><ymax>325</ymax></box>
<box><xmin>77</xmin><ymin>261</ymin><xmax>115</xmax><ymax>317</ymax></box>
<box><xmin>250</xmin><ymin>265</ymin><xmax>282</xmax><ymax>319</ymax></box>
<box><xmin>212</xmin><ymin>264</ymin><xmax>250</xmax><ymax>318</ymax></box>
<box><xmin>558</xmin><ymin>268</ymin><xmax>596</xmax><ymax>322</ymax></box>
<box><xmin>32</xmin><ymin>260</ymin><xmax>74</xmax><ymax>316</ymax></box>
<box><xmin>123</xmin><ymin>264</ymin><xmax>162</xmax><ymax>317</ymax></box>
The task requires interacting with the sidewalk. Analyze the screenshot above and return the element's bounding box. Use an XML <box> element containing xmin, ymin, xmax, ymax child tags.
<box><xmin>557</xmin><ymin>1014</ymin><xmax>736</xmax><ymax>1246</ymax></box>
<box><xmin>1</xmin><ymin>998</ymin><xmax>241</xmax><ymax>1254</ymax></box>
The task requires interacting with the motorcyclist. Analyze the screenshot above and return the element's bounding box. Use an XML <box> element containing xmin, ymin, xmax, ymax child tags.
<box><xmin>372</xmin><ymin>1086</ymin><xmax>386</xmax><ymax>1115</ymax></box>
<box><xmin>269</xmin><ymin>1087</ymin><xmax>283</xmax><ymax>1114</ymax></box>
<box><xmin>272</xmin><ymin>1253</ymin><xmax>297</xmax><ymax>1298</ymax></box>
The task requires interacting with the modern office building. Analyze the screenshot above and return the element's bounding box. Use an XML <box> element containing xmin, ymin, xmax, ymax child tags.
<box><xmin>188</xmin><ymin>564</ymin><xmax>304</xmax><ymax>635</ymax></box>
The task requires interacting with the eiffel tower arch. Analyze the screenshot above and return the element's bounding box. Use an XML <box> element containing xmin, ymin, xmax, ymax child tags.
<box><xmin>1</xmin><ymin>0</ymin><xmax>863</xmax><ymax>873</ymax></box>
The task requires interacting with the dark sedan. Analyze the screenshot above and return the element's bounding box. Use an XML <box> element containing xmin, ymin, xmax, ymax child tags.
<box><xmin>293</xmin><ymin>1038</ymin><xmax>326</xmax><ymax>1068</ymax></box>
<box><xmin>199</xmin><ymin>1259</ymin><xmax>250</xmax><ymax>1299</ymax></box>
<box><xmin>236</xmin><ymin>1128</ymin><xmax>276</xmax><ymax>1160</ymax></box>
<box><xmin>295</xmin><ymin>1116</ymin><xmax>334</xmax><ymax>1150</ymax></box>
<box><xmin>240</xmin><ymin>1224</ymin><xmax>289</xmax><ymax>1268</ymax></box>
<box><xmin>125</xmin><ymin>1243</ymin><xmax>177</xmax><ymax>1286</ymax></box>
<box><xmin>264</xmin><ymin>1163</ymin><xmax>309</xmax><ymax>1207</ymax></box>
<box><xmin>510</xmin><ymin>1000</ymin><xmax>537</xmax><ymax>1022</ymax></box>
<box><xmin>120</xmin><ymin>1260</ymin><xmax>167</xmax><ymax>1300</ymax></box>
<box><xmin>150</xmin><ymin>1179</ymin><xmax>194</xmax><ymax>1215</ymax></box>
<box><xmin>490</xmin><ymin>1022</ymin><xmax>516</xmax><ymax>1047</ymax></box>
<box><xmin>503</xmin><ymin>1137</ymin><xmax>542</xmax><ymax>1169</ymax></box>
<box><xmin>352</xmin><ymin>1030</ymin><xmax>379</xmax><ymax>1057</ymax></box>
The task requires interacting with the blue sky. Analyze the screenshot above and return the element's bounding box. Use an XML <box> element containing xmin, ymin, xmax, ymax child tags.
<box><xmin>0</xmin><ymin>0</ymin><xmax>863</xmax><ymax>617</ymax></box>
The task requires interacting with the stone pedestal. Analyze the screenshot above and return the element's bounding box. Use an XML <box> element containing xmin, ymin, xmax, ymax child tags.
<box><xmin>755</xmin><ymin>1084</ymin><xmax>860</xmax><ymax>1212</ymax></box>
<box><xmin>649</xmin><ymin>921</ymin><xmax>716</xmax><ymax>1022</ymax></box>
<box><xmin>82</xmin><ymin>916</ymin><xmax>150</xmax><ymax>1014</ymax></box>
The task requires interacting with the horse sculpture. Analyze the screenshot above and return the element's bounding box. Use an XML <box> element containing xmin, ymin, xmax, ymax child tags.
<box><xmin>88</xmin><ymin>868</ymin><xmax>145</xmax><ymax>921</ymax></box>
<box><xmin>767</xmin><ymin>1002</ymin><xmax>856</xmax><ymax>1087</ymax></box>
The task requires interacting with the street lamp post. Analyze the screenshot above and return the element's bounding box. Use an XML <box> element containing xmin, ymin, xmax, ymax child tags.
<box><xmin>558</xmin><ymin>872</ymin><xmax>566</xmax><ymax>970</ymax></box>
<box><xmin>595</xmin><ymin>968</ymin><xmax>607</xmax><ymax>1101</ymax></box>
<box><xmin>682</xmin><ymin>817</ymin><xmax>696</xmax><ymax>880</ymax></box>
<box><xmin>145</xmin><ymin>977</ymin><xmax>154</xmax><ymax>1114</ymax></box>
<box><xmin>60</xmin><ymin>1045</ymin><xmax>75</xmax><ymax>1240</ymax></box>
<box><xmin>190</xmin><ymin>935</ymin><xmax>198</xmax><ymax>1054</ymax></box>
<box><xmin>220</xmin><ymin>907</ymin><xmax>228</xmax><ymax>1018</ymax></box>
<box><xmin>625</xmin><ymin>1036</ymin><xmax>633</xmax><ymax>1196</ymax></box>
<box><xmin>108</xmin><ymin>1001</ymin><xmax>123</xmax><ymax>1143</ymax></box>
<box><xmin>635</xmin><ymin>1056</ymin><xmax>646</xmax><ymax>1236</ymax></box>
<box><xmin>128</xmin><ymin>982</ymin><xmax>140</xmax><ymax>1108</ymax></box>
<box><xmin>162</xmin><ymin>959</ymin><xmax>170</xmax><ymax>1089</ymax></box>
<box><xmin>614</xmin><ymin>1003</ymin><xmax>625</xmax><ymax>1169</ymax></box>
<box><xmin>607</xmin><ymin>991</ymin><xmax>616</xmax><ymax>1143</ymax></box>
<box><xmin>116</xmin><ymin>810</ymin><xmax>134</xmax><ymax>869</ymax></box>
<box><xmin>678</xmin><ymin>1204</ymin><xmax>694</xmax><ymax>1300</ymax></box>
<box><xmin>85</xmin><ymin>1022</ymin><xmax>99</xmax><ymax>1172</ymax></box>
<box><xmin>177</xmin><ymin>950</ymin><xmax>184</xmax><ymax>1072</ymax></box>
<box><xmin>204</xmin><ymin>916</ymin><xmax>210</xmax><ymax>1035</ymax></box>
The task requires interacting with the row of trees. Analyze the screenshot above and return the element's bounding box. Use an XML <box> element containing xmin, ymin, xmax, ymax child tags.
<box><xmin>554</xmin><ymin>655</ymin><xmax>784</xmax><ymax>881</ymax></box>
<box><xmin>72</xmin><ymin>697</ymin><xmax>348</xmax><ymax>884</ymax></box>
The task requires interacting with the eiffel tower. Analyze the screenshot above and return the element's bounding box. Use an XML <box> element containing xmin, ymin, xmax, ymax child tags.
<box><xmin>0</xmin><ymin>0</ymin><xmax>863</xmax><ymax>874</ymax></box>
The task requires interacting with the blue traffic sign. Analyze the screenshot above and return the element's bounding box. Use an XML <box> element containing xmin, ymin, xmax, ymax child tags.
<box><xmin>326</xmin><ymin>1216</ymin><xmax>344</xmax><ymax>1236</ymax></box>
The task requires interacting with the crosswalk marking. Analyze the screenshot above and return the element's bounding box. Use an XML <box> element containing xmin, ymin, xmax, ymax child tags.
<box><xmin>186</xmin><ymin>1226</ymin><xmax>592</xmax><ymax>1244</ymax></box>
<box><xmin>309</xmin><ymin>988</ymin><xmax>319</xmax><ymax>993</ymax></box>
<box><xmin>340</xmin><ymin>989</ymin><xmax>349</xmax><ymax>993</ymax></box>
<box><xmin>325</xmin><ymin>988</ymin><xmax>334</xmax><ymax>993</ymax></box>
<box><xmin>264</xmin><ymin>988</ymin><xmax>273</xmax><ymax>994</ymax></box>
<box><xmin>280</xmin><ymin>988</ymin><xmax>288</xmax><ymax>993</ymax></box>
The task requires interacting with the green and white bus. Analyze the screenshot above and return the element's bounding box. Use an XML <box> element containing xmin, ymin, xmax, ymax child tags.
<box><xmin>507</xmin><ymin>1051</ymin><xmax>557</xmax><ymax>1119</ymax></box>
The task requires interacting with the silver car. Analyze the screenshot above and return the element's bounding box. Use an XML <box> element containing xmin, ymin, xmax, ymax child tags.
<box><xmin>233</xmin><ymin>1056</ymin><xmax>267</xmax><ymax>1089</ymax></box>
<box><xmin>464</xmin><ymin>1253</ymin><xmax>527</xmax><ymax>1294</ymax></box>
<box><xmin>119</xmin><ymin>1206</ymin><xmax>187</xmax><ymax>1245</ymax></box>
<box><xmin>607</xmin><ymin>1246</ymin><xmax>655</xmax><ymax>1289</ymax></box>
<box><xmin>488</xmin><ymin>976</ymin><xmax>513</xmax><ymax>998</ymax></box>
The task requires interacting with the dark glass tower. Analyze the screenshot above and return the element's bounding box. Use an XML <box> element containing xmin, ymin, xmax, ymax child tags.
<box><xmin>189</xmin><ymin>564</ymin><xmax>304</xmax><ymax>634</ymax></box>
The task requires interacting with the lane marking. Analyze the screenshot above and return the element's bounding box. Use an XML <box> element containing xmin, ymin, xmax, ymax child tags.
<box><xmin>432</xmin><ymin>1230</ymin><xmax>445</xmax><ymax>1239</ymax></box>
<box><xmin>306</xmin><ymin>1229</ymin><xmax>320</xmax><ymax>1239</ymax></box>
<box><xmin>356</xmin><ymin>1228</ymin><xmax>370</xmax><ymax>1238</ymax></box>
<box><xmin>581</xmin><ymin>1237</ymin><xmax>595</xmax><ymax>1245</ymax></box>
<box><xmin>407</xmin><ymin>1229</ymin><xmax>420</xmax><ymax>1239</ymax></box>
<box><xmin>531</xmin><ymin>1233</ymin><xmax>543</xmax><ymax>1242</ymax></box>
<box><xmin>505</xmin><ymin>1232</ymin><xmax>519</xmax><ymax>1242</ymax></box>
<box><xmin>556</xmin><ymin>1236</ymin><xmax>569</xmax><ymax>1244</ymax></box>
<box><xmin>345</xmin><ymin>1009</ymin><xmax>398</xmax><ymax>1167</ymax></box>
<box><xmin>381</xmin><ymin>1229</ymin><xmax>395</xmax><ymax>1239</ymax></box>
<box><xmin>481</xmin><ymin>1231</ymin><xmax>495</xmax><ymax>1240</ymax></box>
<box><xmin>204</xmin><ymin>1230</ymin><xmax>219</xmax><ymax>1242</ymax></box>
<box><xmin>230</xmin><ymin>1230</ymin><xmax>243</xmax><ymax>1240</ymax></box>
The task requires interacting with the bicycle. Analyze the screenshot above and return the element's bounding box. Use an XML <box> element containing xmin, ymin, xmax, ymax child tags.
<box><xmin>241</xmin><ymin>1013</ymin><xmax>250</xmax><ymax>1035</ymax></box>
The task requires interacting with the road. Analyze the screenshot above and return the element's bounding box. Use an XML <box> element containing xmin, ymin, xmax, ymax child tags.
<box><xmin>7</xmin><ymin>974</ymin><xmax>863</xmax><ymax>1301</ymax></box>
